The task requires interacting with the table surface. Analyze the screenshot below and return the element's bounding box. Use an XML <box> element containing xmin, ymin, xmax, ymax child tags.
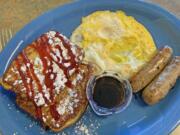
<box><xmin>0</xmin><ymin>0</ymin><xmax>179</xmax><ymax>134</ymax></box>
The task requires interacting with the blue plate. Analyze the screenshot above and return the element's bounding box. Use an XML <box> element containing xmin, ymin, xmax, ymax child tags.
<box><xmin>0</xmin><ymin>0</ymin><xmax>180</xmax><ymax>135</ymax></box>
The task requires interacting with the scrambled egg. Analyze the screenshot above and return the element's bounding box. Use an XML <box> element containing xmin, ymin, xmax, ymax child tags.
<box><xmin>71</xmin><ymin>11</ymin><xmax>157</xmax><ymax>79</ymax></box>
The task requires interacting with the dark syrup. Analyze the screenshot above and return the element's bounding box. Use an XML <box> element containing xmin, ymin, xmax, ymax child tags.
<box><xmin>93</xmin><ymin>76</ymin><xmax>125</xmax><ymax>109</ymax></box>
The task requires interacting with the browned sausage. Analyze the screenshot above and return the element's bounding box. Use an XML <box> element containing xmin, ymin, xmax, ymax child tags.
<box><xmin>142</xmin><ymin>56</ymin><xmax>180</xmax><ymax>105</ymax></box>
<box><xmin>130</xmin><ymin>46</ymin><xmax>173</xmax><ymax>93</ymax></box>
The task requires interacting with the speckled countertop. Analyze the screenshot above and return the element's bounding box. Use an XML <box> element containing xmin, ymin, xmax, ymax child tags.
<box><xmin>0</xmin><ymin>0</ymin><xmax>179</xmax><ymax>134</ymax></box>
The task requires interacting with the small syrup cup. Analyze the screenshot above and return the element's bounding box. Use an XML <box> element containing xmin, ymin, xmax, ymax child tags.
<box><xmin>86</xmin><ymin>71</ymin><xmax>133</xmax><ymax>116</ymax></box>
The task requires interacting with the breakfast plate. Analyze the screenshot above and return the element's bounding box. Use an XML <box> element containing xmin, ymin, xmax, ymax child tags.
<box><xmin>0</xmin><ymin>0</ymin><xmax>180</xmax><ymax>135</ymax></box>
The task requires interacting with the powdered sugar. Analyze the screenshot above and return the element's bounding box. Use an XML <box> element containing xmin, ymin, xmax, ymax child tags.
<box><xmin>50</xmin><ymin>74</ymin><xmax>54</xmax><ymax>80</ymax></box>
<box><xmin>34</xmin><ymin>57</ymin><xmax>43</xmax><ymax>67</ymax></box>
<box><xmin>56</xmin><ymin>89</ymin><xmax>79</xmax><ymax>115</ymax></box>
<box><xmin>50</xmin><ymin>52</ymin><xmax>58</xmax><ymax>62</ymax></box>
<box><xmin>58</xmin><ymin>107</ymin><xmax>101</xmax><ymax>135</ymax></box>
<box><xmin>69</xmin><ymin>68</ymin><xmax>75</xmax><ymax>75</ymax></box>
<box><xmin>20</xmin><ymin>65</ymin><xmax>26</xmax><ymax>72</ymax></box>
<box><xmin>34</xmin><ymin>93</ymin><xmax>45</xmax><ymax>106</ymax></box>
<box><xmin>27</xmin><ymin>63</ymin><xmax>30</xmax><ymax>68</ymax></box>
<box><xmin>57</xmin><ymin>97</ymin><xmax>71</xmax><ymax>115</ymax></box>
<box><xmin>26</xmin><ymin>78</ymin><xmax>31</xmax><ymax>84</ymax></box>
<box><xmin>52</xmin><ymin>62</ymin><xmax>67</xmax><ymax>94</ymax></box>
<box><xmin>13</xmin><ymin>80</ymin><xmax>19</xmax><ymax>85</ymax></box>
<box><xmin>42</xmin><ymin>86</ymin><xmax>50</xmax><ymax>101</ymax></box>
<box><xmin>72</xmin><ymin>73</ymin><xmax>83</xmax><ymax>85</ymax></box>
<box><xmin>51</xmin><ymin>47</ymin><xmax>63</xmax><ymax>63</ymax></box>
<box><xmin>64</xmin><ymin>62</ymin><xmax>71</xmax><ymax>67</ymax></box>
<box><xmin>46</xmin><ymin>31</ymin><xmax>56</xmax><ymax>39</ymax></box>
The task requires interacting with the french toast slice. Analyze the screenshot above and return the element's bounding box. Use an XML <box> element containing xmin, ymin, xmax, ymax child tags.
<box><xmin>0</xmin><ymin>31</ymin><xmax>94</xmax><ymax>132</ymax></box>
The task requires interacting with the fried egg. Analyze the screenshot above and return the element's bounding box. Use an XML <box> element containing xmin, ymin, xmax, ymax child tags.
<box><xmin>71</xmin><ymin>11</ymin><xmax>157</xmax><ymax>79</ymax></box>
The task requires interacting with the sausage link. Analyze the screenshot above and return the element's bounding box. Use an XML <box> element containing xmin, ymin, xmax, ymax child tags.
<box><xmin>130</xmin><ymin>46</ymin><xmax>172</xmax><ymax>92</ymax></box>
<box><xmin>142</xmin><ymin>56</ymin><xmax>180</xmax><ymax>105</ymax></box>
